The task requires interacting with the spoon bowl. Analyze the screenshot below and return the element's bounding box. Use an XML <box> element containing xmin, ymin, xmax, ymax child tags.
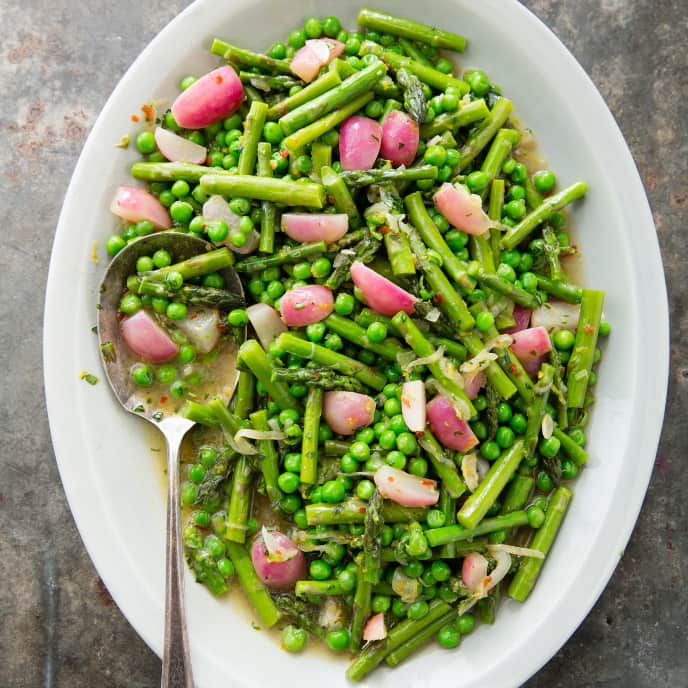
<box><xmin>97</xmin><ymin>232</ymin><xmax>245</xmax><ymax>687</ymax></box>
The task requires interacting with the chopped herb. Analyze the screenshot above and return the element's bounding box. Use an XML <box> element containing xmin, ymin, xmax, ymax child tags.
<box><xmin>152</xmin><ymin>411</ymin><xmax>164</xmax><ymax>422</ymax></box>
<box><xmin>133</xmin><ymin>404</ymin><xmax>145</xmax><ymax>413</ymax></box>
<box><xmin>80</xmin><ymin>371</ymin><xmax>99</xmax><ymax>386</ymax></box>
<box><xmin>100</xmin><ymin>342</ymin><xmax>116</xmax><ymax>362</ymax></box>
<box><xmin>115</xmin><ymin>134</ymin><xmax>130</xmax><ymax>148</ymax></box>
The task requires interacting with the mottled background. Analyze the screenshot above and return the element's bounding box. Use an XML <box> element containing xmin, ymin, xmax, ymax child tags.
<box><xmin>1</xmin><ymin>0</ymin><xmax>686</xmax><ymax>686</ymax></box>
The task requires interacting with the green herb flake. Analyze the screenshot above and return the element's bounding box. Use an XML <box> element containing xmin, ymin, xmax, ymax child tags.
<box><xmin>80</xmin><ymin>371</ymin><xmax>99</xmax><ymax>386</ymax></box>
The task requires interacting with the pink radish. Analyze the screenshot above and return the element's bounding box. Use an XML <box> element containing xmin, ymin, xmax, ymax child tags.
<box><xmin>282</xmin><ymin>213</ymin><xmax>348</xmax><ymax>243</ymax></box>
<box><xmin>509</xmin><ymin>326</ymin><xmax>552</xmax><ymax>366</ymax></box>
<box><xmin>176</xmin><ymin>307</ymin><xmax>220</xmax><ymax>354</ymax></box>
<box><xmin>110</xmin><ymin>186</ymin><xmax>171</xmax><ymax>229</ymax></box>
<box><xmin>433</xmin><ymin>183</ymin><xmax>490</xmax><ymax>236</ymax></box>
<box><xmin>323</xmin><ymin>391</ymin><xmax>376</xmax><ymax>436</ymax></box>
<box><xmin>202</xmin><ymin>195</ymin><xmax>259</xmax><ymax>254</ymax></box>
<box><xmin>531</xmin><ymin>301</ymin><xmax>581</xmax><ymax>331</ymax></box>
<box><xmin>462</xmin><ymin>552</ymin><xmax>489</xmax><ymax>593</ymax></box>
<box><xmin>251</xmin><ymin>529</ymin><xmax>305</xmax><ymax>590</ymax></box>
<box><xmin>374</xmin><ymin>465</ymin><xmax>439</xmax><ymax>507</ymax></box>
<box><xmin>401</xmin><ymin>380</ymin><xmax>426</xmax><ymax>432</ymax></box>
<box><xmin>246</xmin><ymin>303</ymin><xmax>286</xmax><ymax>350</ymax></box>
<box><xmin>380</xmin><ymin>110</ymin><xmax>419</xmax><ymax>167</ymax></box>
<box><xmin>120</xmin><ymin>310</ymin><xmax>178</xmax><ymax>363</ymax></box>
<box><xmin>363</xmin><ymin>613</ymin><xmax>387</xmax><ymax>641</ymax></box>
<box><xmin>522</xmin><ymin>354</ymin><xmax>545</xmax><ymax>379</ymax></box>
<box><xmin>339</xmin><ymin>116</ymin><xmax>383</xmax><ymax>170</ymax></box>
<box><xmin>280</xmin><ymin>285</ymin><xmax>333</xmax><ymax>327</ymax></box>
<box><xmin>426</xmin><ymin>395</ymin><xmax>479</xmax><ymax>452</ymax></box>
<box><xmin>505</xmin><ymin>304</ymin><xmax>532</xmax><ymax>335</ymax></box>
<box><xmin>463</xmin><ymin>370</ymin><xmax>486</xmax><ymax>400</ymax></box>
<box><xmin>171</xmin><ymin>66</ymin><xmax>243</xmax><ymax>129</ymax></box>
<box><xmin>350</xmin><ymin>261</ymin><xmax>417</xmax><ymax>317</ymax></box>
<box><xmin>290</xmin><ymin>39</ymin><xmax>344</xmax><ymax>82</ymax></box>
<box><xmin>154</xmin><ymin>126</ymin><xmax>207</xmax><ymax>164</ymax></box>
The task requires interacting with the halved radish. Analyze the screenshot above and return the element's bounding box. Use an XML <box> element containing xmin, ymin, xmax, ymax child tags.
<box><xmin>433</xmin><ymin>183</ymin><xmax>490</xmax><ymax>236</ymax></box>
<box><xmin>110</xmin><ymin>186</ymin><xmax>171</xmax><ymax>229</ymax></box>
<box><xmin>280</xmin><ymin>285</ymin><xmax>333</xmax><ymax>327</ymax></box>
<box><xmin>426</xmin><ymin>395</ymin><xmax>479</xmax><ymax>452</ymax></box>
<box><xmin>323</xmin><ymin>391</ymin><xmax>376</xmax><ymax>436</ymax></box>
<box><xmin>374</xmin><ymin>465</ymin><xmax>439</xmax><ymax>507</ymax></box>
<box><xmin>251</xmin><ymin>529</ymin><xmax>306</xmax><ymax>590</ymax></box>
<box><xmin>120</xmin><ymin>310</ymin><xmax>178</xmax><ymax>363</ymax></box>
<box><xmin>504</xmin><ymin>304</ymin><xmax>532</xmax><ymax>335</ymax></box>
<box><xmin>282</xmin><ymin>213</ymin><xmax>348</xmax><ymax>243</ymax></box>
<box><xmin>509</xmin><ymin>326</ymin><xmax>552</xmax><ymax>365</ymax></box>
<box><xmin>462</xmin><ymin>552</ymin><xmax>488</xmax><ymax>593</ymax></box>
<box><xmin>290</xmin><ymin>39</ymin><xmax>344</xmax><ymax>82</ymax></box>
<box><xmin>154</xmin><ymin>126</ymin><xmax>207</xmax><ymax>164</ymax></box>
<box><xmin>463</xmin><ymin>369</ymin><xmax>486</xmax><ymax>400</ymax></box>
<box><xmin>401</xmin><ymin>380</ymin><xmax>426</xmax><ymax>432</ymax></box>
<box><xmin>171</xmin><ymin>66</ymin><xmax>244</xmax><ymax>129</ymax></box>
<box><xmin>531</xmin><ymin>301</ymin><xmax>581</xmax><ymax>331</ymax></box>
<box><xmin>350</xmin><ymin>261</ymin><xmax>417</xmax><ymax>317</ymax></box>
<box><xmin>339</xmin><ymin>116</ymin><xmax>383</xmax><ymax>170</ymax></box>
<box><xmin>363</xmin><ymin>612</ymin><xmax>387</xmax><ymax>641</ymax></box>
<box><xmin>175</xmin><ymin>307</ymin><xmax>220</xmax><ymax>354</ymax></box>
<box><xmin>246</xmin><ymin>303</ymin><xmax>286</xmax><ymax>350</ymax></box>
<box><xmin>380</xmin><ymin>110</ymin><xmax>419</xmax><ymax>167</ymax></box>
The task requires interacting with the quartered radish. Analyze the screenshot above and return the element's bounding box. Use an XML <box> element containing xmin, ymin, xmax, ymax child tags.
<box><xmin>531</xmin><ymin>301</ymin><xmax>581</xmax><ymax>331</ymax></box>
<box><xmin>363</xmin><ymin>613</ymin><xmax>387</xmax><ymax>641</ymax></box>
<box><xmin>339</xmin><ymin>116</ymin><xmax>383</xmax><ymax>170</ymax></box>
<box><xmin>120</xmin><ymin>310</ymin><xmax>179</xmax><ymax>363</ymax></box>
<box><xmin>171</xmin><ymin>66</ymin><xmax>244</xmax><ymax>129</ymax></box>
<box><xmin>251</xmin><ymin>529</ymin><xmax>306</xmax><ymax>590</ymax></box>
<box><xmin>175</xmin><ymin>307</ymin><xmax>220</xmax><ymax>354</ymax></box>
<box><xmin>323</xmin><ymin>391</ymin><xmax>375</xmax><ymax>435</ymax></box>
<box><xmin>290</xmin><ymin>38</ymin><xmax>344</xmax><ymax>82</ymax></box>
<box><xmin>154</xmin><ymin>126</ymin><xmax>207</xmax><ymax>164</ymax></box>
<box><xmin>110</xmin><ymin>186</ymin><xmax>171</xmax><ymax>229</ymax></box>
<box><xmin>462</xmin><ymin>551</ymin><xmax>489</xmax><ymax>593</ymax></box>
<box><xmin>505</xmin><ymin>304</ymin><xmax>532</xmax><ymax>334</ymax></box>
<box><xmin>509</xmin><ymin>326</ymin><xmax>552</xmax><ymax>365</ymax></box>
<box><xmin>433</xmin><ymin>183</ymin><xmax>490</xmax><ymax>236</ymax></box>
<box><xmin>349</xmin><ymin>261</ymin><xmax>417</xmax><ymax>317</ymax></box>
<box><xmin>401</xmin><ymin>380</ymin><xmax>426</xmax><ymax>432</ymax></box>
<box><xmin>246</xmin><ymin>303</ymin><xmax>286</xmax><ymax>350</ymax></box>
<box><xmin>374</xmin><ymin>464</ymin><xmax>439</xmax><ymax>507</ymax></box>
<box><xmin>280</xmin><ymin>285</ymin><xmax>333</xmax><ymax>327</ymax></box>
<box><xmin>282</xmin><ymin>213</ymin><xmax>348</xmax><ymax>243</ymax></box>
<box><xmin>426</xmin><ymin>395</ymin><xmax>479</xmax><ymax>452</ymax></box>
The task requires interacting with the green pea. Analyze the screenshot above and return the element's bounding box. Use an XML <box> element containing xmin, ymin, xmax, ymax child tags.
<box><xmin>553</xmin><ymin>329</ymin><xmax>575</xmax><ymax>350</ymax></box>
<box><xmin>495</xmin><ymin>426</ymin><xmax>515</xmax><ymax>449</ymax></box>
<box><xmin>334</xmin><ymin>293</ymin><xmax>355</xmax><ymax>315</ymax></box>
<box><xmin>455</xmin><ymin>613</ymin><xmax>475</xmax><ymax>635</ymax></box>
<box><xmin>119</xmin><ymin>293</ymin><xmax>142</xmax><ymax>314</ymax></box>
<box><xmin>170</xmin><ymin>200</ymin><xmax>193</xmax><ymax>225</ymax></box>
<box><xmin>599</xmin><ymin>320</ymin><xmax>612</xmax><ymax>336</ymax></box>
<box><xmin>363</xmin><ymin>321</ymin><xmax>387</xmax><ymax>344</ymax></box>
<box><xmin>325</xmin><ymin>629</ymin><xmax>350</xmax><ymax>652</ymax></box>
<box><xmin>323</xmin><ymin>333</ymin><xmax>343</xmax><ymax>351</ymax></box>
<box><xmin>441</xmin><ymin>92</ymin><xmax>459</xmax><ymax>112</ymax></box>
<box><xmin>526</xmin><ymin>505</ymin><xmax>546</xmax><ymax>528</ymax></box>
<box><xmin>268</xmin><ymin>41</ymin><xmax>287</xmax><ymax>59</ymax></box>
<box><xmin>180</xmin><ymin>482</ymin><xmax>198</xmax><ymax>506</ymax></box>
<box><xmin>345</xmin><ymin>36</ymin><xmax>361</xmax><ymax>55</ymax></box>
<box><xmin>170</xmin><ymin>380</ymin><xmax>188</xmax><ymax>398</ymax></box>
<box><xmin>396</xmin><ymin>432</ymin><xmax>417</xmax><ymax>456</ymax></box>
<box><xmin>169</xmin><ymin>180</ymin><xmax>189</xmax><ymax>199</ymax></box>
<box><xmin>475</xmin><ymin>310</ymin><xmax>495</xmax><ymax>332</ymax></box>
<box><xmin>304</xmin><ymin>17</ymin><xmax>323</xmax><ymax>38</ymax></box>
<box><xmin>497</xmin><ymin>262</ymin><xmax>517</xmax><ymax>283</ymax></box>
<box><xmin>386</xmin><ymin>450</ymin><xmax>406</xmax><ymax>470</ymax></box>
<box><xmin>504</xmin><ymin>199</ymin><xmax>526</xmax><ymax>221</ymax></box>
<box><xmin>131</xmin><ymin>363</ymin><xmax>153</xmax><ymax>386</ymax></box>
<box><xmin>355</xmin><ymin>479</ymin><xmax>375</xmax><ymax>500</ymax></box>
<box><xmin>539</xmin><ymin>436</ymin><xmax>561</xmax><ymax>458</ymax></box>
<box><xmin>561</xmin><ymin>459</ymin><xmax>579</xmax><ymax>480</ymax></box>
<box><xmin>364</xmin><ymin>100</ymin><xmax>384</xmax><ymax>118</ymax></box>
<box><xmin>282</xmin><ymin>625</ymin><xmax>307</xmax><ymax>652</ymax></box>
<box><xmin>157</xmin><ymin>365</ymin><xmax>177</xmax><ymax>384</ymax></box>
<box><xmin>136</xmin><ymin>131</ymin><xmax>156</xmax><ymax>154</ymax></box>
<box><xmin>355</xmin><ymin>427</ymin><xmax>375</xmax><ymax>444</ymax></box>
<box><xmin>407</xmin><ymin>599</ymin><xmax>429</xmax><ymax>620</ymax></box>
<box><xmin>466</xmin><ymin>170</ymin><xmax>489</xmax><ymax>193</ymax></box>
<box><xmin>536</xmin><ymin>470</ymin><xmax>554</xmax><ymax>492</ymax></box>
<box><xmin>202</xmin><ymin>272</ymin><xmax>224</xmax><ymax>289</ymax></box>
<box><xmin>424</xmin><ymin>145</ymin><xmax>447</xmax><ymax>167</ymax></box>
<box><xmin>337</xmin><ymin>568</ymin><xmax>357</xmax><ymax>592</ymax></box>
<box><xmin>310</xmin><ymin>257</ymin><xmax>331</xmax><ymax>278</ymax></box>
<box><xmin>437</xmin><ymin>624</ymin><xmax>461</xmax><ymax>648</ymax></box>
<box><xmin>350</xmin><ymin>441</ymin><xmax>370</xmax><ymax>462</ymax></box>
<box><xmin>321</xmin><ymin>480</ymin><xmax>345</xmax><ymax>503</ymax></box>
<box><xmin>389</xmin><ymin>414</ymin><xmax>408</xmax><ymax>434</ymax></box>
<box><xmin>309</xmin><ymin>559</ymin><xmax>332</xmax><ymax>580</ymax></box>
<box><xmin>306</xmin><ymin>322</ymin><xmax>327</xmax><ymax>342</ymax></box>
<box><xmin>480</xmin><ymin>440</ymin><xmax>501</xmax><ymax>462</ymax></box>
<box><xmin>426</xmin><ymin>509</ymin><xmax>446</xmax><ymax>529</ymax></box>
<box><xmin>288</xmin><ymin>28</ymin><xmax>306</xmax><ymax>49</ymax></box>
<box><xmin>339</xmin><ymin>454</ymin><xmax>357</xmax><ymax>473</ymax></box>
<box><xmin>379</xmin><ymin>429</ymin><xmax>397</xmax><ymax>451</ymax></box>
<box><xmin>511</xmin><ymin>162</ymin><xmax>527</xmax><ymax>184</ymax></box>
<box><xmin>205</xmin><ymin>219</ymin><xmax>228</xmax><ymax>244</ymax></box>
<box><xmin>178</xmin><ymin>344</ymin><xmax>195</xmax><ymax>364</ymax></box>
<box><xmin>533</xmin><ymin>169</ymin><xmax>556</xmax><ymax>193</ymax></box>
<box><xmin>407</xmin><ymin>457</ymin><xmax>428</xmax><ymax>477</ymax></box>
<box><xmin>322</xmin><ymin>15</ymin><xmax>341</xmax><ymax>37</ymax></box>
<box><xmin>466</xmin><ymin>69</ymin><xmax>490</xmax><ymax>96</ymax></box>
<box><xmin>280</xmin><ymin>493</ymin><xmax>302</xmax><ymax>514</ymax></box>
<box><xmin>198</xmin><ymin>447</ymin><xmax>217</xmax><ymax>468</ymax></box>
<box><xmin>384</xmin><ymin>397</ymin><xmax>401</xmax><ymax>417</ymax></box>
<box><xmin>166</xmin><ymin>302</ymin><xmax>187</xmax><ymax>321</ymax></box>
<box><xmin>434</xmin><ymin>58</ymin><xmax>453</xmax><ymax>74</ymax></box>
<box><xmin>106</xmin><ymin>234</ymin><xmax>126</xmax><ymax>256</ymax></box>
<box><xmin>445</xmin><ymin>229</ymin><xmax>468</xmax><ymax>251</ymax></box>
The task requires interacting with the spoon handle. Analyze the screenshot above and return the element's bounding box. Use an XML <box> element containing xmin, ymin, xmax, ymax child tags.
<box><xmin>161</xmin><ymin>423</ymin><xmax>194</xmax><ymax>688</ymax></box>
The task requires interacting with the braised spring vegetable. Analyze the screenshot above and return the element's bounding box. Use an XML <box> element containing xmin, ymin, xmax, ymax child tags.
<box><xmin>104</xmin><ymin>7</ymin><xmax>609</xmax><ymax>679</ymax></box>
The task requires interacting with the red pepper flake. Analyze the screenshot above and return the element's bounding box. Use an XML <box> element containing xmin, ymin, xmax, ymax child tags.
<box><xmin>141</xmin><ymin>104</ymin><xmax>154</xmax><ymax>121</ymax></box>
<box><xmin>584</xmin><ymin>324</ymin><xmax>594</xmax><ymax>334</ymax></box>
<box><xmin>421</xmin><ymin>479</ymin><xmax>435</xmax><ymax>487</ymax></box>
<box><xmin>215</xmin><ymin>75</ymin><xmax>224</xmax><ymax>84</ymax></box>
<box><xmin>433</xmin><ymin>293</ymin><xmax>445</xmax><ymax>304</ymax></box>
<box><xmin>386</xmin><ymin>476</ymin><xmax>394</xmax><ymax>483</ymax></box>
<box><xmin>279</xmin><ymin>149</ymin><xmax>289</xmax><ymax>158</ymax></box>
<box><xmin>160</xmin><ymin>396</ymin><xmax>168</xmax><ymax>404</ymax></box>
<box><xmin>379</xmin><ymin>225</ymin><xmax>390</xmax><ymax>235</ymax></box>
<box><xmin>130</xmin><ymin>114</ymin><xmax>140</xmax><ymax>122</ymax></box>
<box><xmin>327</xmin><ymin>195</ymin><xmax>336</xmax><ymax>204</ymax></box>
<box><xmin>359</xmin><ymin>507</ymin><xmax>366</xmax><ymax>513</ymax></box>
<box><xmin>509</xmin><ymin>363</ymin><xmax>518</xmax><ymax>375</ymax></box>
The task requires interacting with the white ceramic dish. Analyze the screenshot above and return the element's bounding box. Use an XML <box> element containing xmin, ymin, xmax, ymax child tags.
<box><xmin>44</xmin><ymin>1</ymin><xmax>669</xmax><ymax>686</ymax></box>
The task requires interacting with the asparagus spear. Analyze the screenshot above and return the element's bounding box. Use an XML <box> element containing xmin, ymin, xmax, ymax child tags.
<box><xmin>306</xmin><ymin>499</ymin><xmax>428</xmax><ymax>525</ymax></box>
<box><xmin>362</xmin><ymin>490</ymin><xmax>384</xmax><ymax>584</ymax></box>
<box><xmin>250</xmin><ymin>409</ymin><xmax>282</xmax><ymax>505</ymax></box>
<box><xmin>225</xmin><ymin>542</ymin><xmax>282</xmax><ymax>627</ymax></box>
<box><xmin>426</xmin><ymin>510</ymin><xmax>530</xmax><ymax>546</ymax></box>
<box><xmin>476</xmin><ymin>270</ymin><xmax>542</xmax><ymax>310</ymax></box>
<box><xmin>397</xmin><ymin>67</ymin><xmax>428</xmax><ymax>124</ymax></box>
<box><xmin>234</xmin><ymin>240</ymin><xmax>326</xmax><ymax>273</ymax></box>
<box><xmin>136</xmin><ymin>278</ymin><xmax>245</xmax><ymax>311</ymax></box>
<box><xmin>459</xmin><ymin>98</ymin><xmax>514</xmax><ymax>171</ymax></box>
<box><xmin>457</xmin><ymin>439</ymin><xmax>526</xmax><ymax>529</ymax></box>
<box><xmin>502</xmin><ymin>181</ymin><xmax>588</xmax><ymax>249</ymax></box>
<box><xmin>200</xmin><ymin>174</ymin><xmax>326</xmax><ymax>208</ymax></box>
<box><xmin>417</xmin><ymin>430</ymin><xmax>467</xmax><ymax>498</ymax></box>
<box><xmin>508</xmin><ymin>486</ymin><xmax>573</xmax><ymax>602</ymax></box>
<box><xmin>325</xmin><ymin>230</ymin><xmax>380</xmax><ymax>290</ymax></box>
<box><xmin>324</xmin><ymin>440</ymin><xmax>352</xmax><ymax>456</ymax></box>
<box><xmin>398</xmin><ymin>37</ymin><xmax>433</xmax><ymax>66</ymax></box>
<box><xmin>310</xmin><ymin>142</ymin><xmax>331</xmax><ymax>182</ymax></box>
<box><xmin>274</xmin><ymin>333</ymin><xmax>387</xmax><ymax>390</ymax></box>
<box><xmin>391</xmin><ymin>312</ymin><xmax>476</xmax><ymax>417</ymax></box>
<box><xmin>283</xmin><ymin>93</ymin><xmax>374</xmax><ymax>154</ymax></box>
<box><xmin>380</xmin><ymin>50</ymin><xmax>469</xmax><ymax>94</ymax></box>
<box><xmin>357</xmin><ymin>8</ymin><xmax>467</xmax><ymax>51</ymax></box>
<box><xmin>131</xmin><ymin>161</ymin><xmax>233</xmax><ymax>183</ymax></box>
<box><xmin>438</xmin><ymin>486</ymin><xmax>457</xmax><ymax>558</ymax></box>
<box><xmin>542</xmin><ymin>225</ymin><xmax>564</xmax><ymax>281</ymax></box>
<box><xmin>384</xmin><ymin>611</ymin><xmax>457</xmax><ymax>667</ymax></box>
<box><xmin>566</xmin><ymin>289</ymin><xmax>604</xmax><ymax>407</ymax></box>
<box><xmin>324</xmin><ymin>314</ymin><xmax>406</xmax><ymax>361</ymax></box>
<box><xmin>339</xmin><ymin>165</ymin><xmax>438</xmax><ymax>188</ymax></box>
<box><xmin>523</xmin><ymin>363</ymin><xmax>555</xmax><ymax>455</ymax></box>
<box><xmin>211</xmin><ymin>39</ymin><xmax>292</xmax><ymax>74</ymax></box>
<box><xmin>295</xmin><ymin>580</ymin><xmax>348</xmax><ymax>596</ymax></box>
<box><xmin>279</xmin><ymin>61</ymin><xmax>387</xmax><ymax>135</ymax></box>
<box><xmin>145</xmin><ymin>247</ymin><xmax>234</xmax><ymax>281</ymax></box>
<box><xmin>553</xmin><ymin>427</ymin><xmax>590</xmax><ymax>465</ymax></box>
<box><xmin>271</xmin><ymin>367</ymin><xmax>367</xmax><ymax>393</ymax></box>
<box><xmin>238</xmin><ymin>339</ymin><xmax>299</xmax><ymax>411</ymax></box>
<box><xmin>300</xmin><ymin>387</ymin><xmax>323</xmax><ymax>485</ymax></box>
<box><xmin>238</xmin><ymin>71</ymin><xmax>301</xmax><ymax>91</ymax></box>
<box><xmin>536</xmin><ymin>275</ymin><xmax>583</xmax><ymax>303</ymax></box>
<box><xmin>321</xmin><ymin>165</ymin><xmax>363</xmax><ymax>227</ymax></box>
<box><xmin>238</xmin><ymin>101</ymin><xmax>268</xmax><ymax>176</ymax></box>
<box><xmin>266</xmin><ymin>68</ymin><xmax>342</xmax><ymax>120</ymax></box>
<box><xmin>232</xmin><ymin>370</ymin><xmax>255</xmax><ymax>420</ymax></box>
<box><xmin>256</xmin><ymin>142</ymin><xmax>277</xmax><ymax>254</ymax></box>
<box><xmin>461</xmin><ymin>331</ymin><xmax>518</xmax><ymax>400</ymax></box>
<box><xmin>350</xmin><ymin>570</ymin><xmax>373</xmax><ymax>652</ymax></box>
<box><xmin>419</xmin><ymin>98</ymin><xmax>490</xmax><ymax>139</ymax></box>
<box><xmin>499</xmin><ymin>475</ymin><xmax>535</xmax><ymax>539</ymax></box>
<box><xmin>479</xmin><ymin>128</ymin><xmax>520</xmax><ymax>195</ymax></box>
<box><xmin>488</xmin><ymin>178</ymin><xmax>505</xmax><ymax>260</ymax></box>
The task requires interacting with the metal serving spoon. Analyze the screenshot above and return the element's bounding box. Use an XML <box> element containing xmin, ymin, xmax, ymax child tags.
<box><xmin>97</xmin><ymin>233</ymin><xmax>245</xmax><ymax>688</ymax></box>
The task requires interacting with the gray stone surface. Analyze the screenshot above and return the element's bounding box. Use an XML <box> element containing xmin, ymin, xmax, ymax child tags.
<box><xmin>0</xmin><ymin>0</ymin><xmax>685</xmax><ymax>686</ymax></box>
